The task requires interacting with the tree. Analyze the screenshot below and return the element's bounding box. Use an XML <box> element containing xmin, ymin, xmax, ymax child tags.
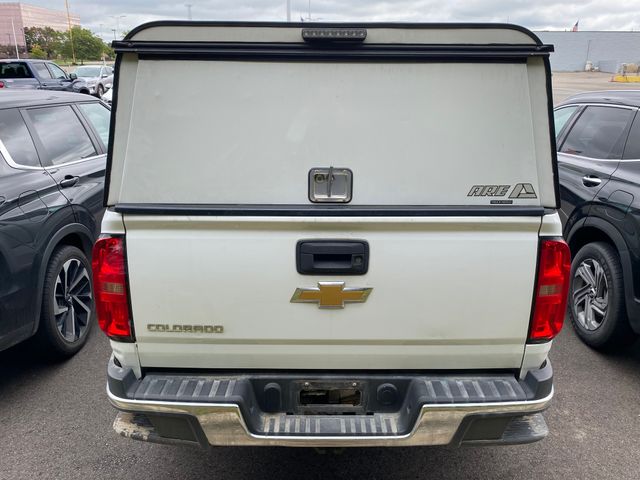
<box><xmin>62</xmin><ymin>26</ymin><xmax>111</xmax><ymax>63</ymax></box>
<box><xmin>29</xmin><ymin>44</ymin><xmax>47</xmax><ymax>59</ymax></box>
<box><xmin>23</xmin><ymin>26</ymin><xmax>63</xmax><ymax>59</ymax></box>
<box><xmin>62</xmin><ymin>27</ymin><xmax>108</xmax><ymax>62</ymax></box>
<box><xmin>102</xmin><ymin>42</ymin><xmax>115</xmax><ymax>60</ymax></box>
<box><xmin>23</xmin><ymin>26</ymin><xmax>111</xmax><ymax>63</ymax></box>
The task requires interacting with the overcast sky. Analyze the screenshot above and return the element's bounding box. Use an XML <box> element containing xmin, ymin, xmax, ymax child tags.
<box><xmin>18</xmin><ymin>1</ymin><xmax>640</xmax><ymax>40</ymax></box>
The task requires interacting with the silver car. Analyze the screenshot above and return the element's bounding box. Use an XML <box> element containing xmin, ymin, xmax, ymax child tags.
<box><xmin>101</xmin><ymin>86</ymin><xmax>112</xmax><ymax>105</ymax></box>
<box><xmin>73</xmin><ymin>65</ymin><xmax>113</xmax><ymax>97</ymax></box>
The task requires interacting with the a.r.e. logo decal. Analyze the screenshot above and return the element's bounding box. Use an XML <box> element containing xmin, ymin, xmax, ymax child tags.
<box><xmin>467</xmin><ymin>183</ymin><xmax>537</xmax><ymax>201</ymax></box>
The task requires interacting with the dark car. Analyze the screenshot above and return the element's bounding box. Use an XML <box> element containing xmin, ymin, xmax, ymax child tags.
<box><xmin>0</xmin><ymin>91</ymin><xmax>109</xmax><ymax>356</ymax></box>
<box><xmin>555</xmin><ymin>90</ymin><xmax>640</xmax><ymax>349</ymax></box>
<box><xmin>0</xmin><ymin>59</ymin><xmax>90</xmax><ymax>94</ymax></box>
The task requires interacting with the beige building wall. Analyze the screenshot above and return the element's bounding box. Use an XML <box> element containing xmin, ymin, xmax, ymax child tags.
<box><xmin>0</xmin><ymin>3</ymin><xmax>24</xmax><ymax>47</ymax></box>
<box><xmin>0</xmin><ymin>2</ymin><xmax>80</xmax><ymax>48</ymax></box>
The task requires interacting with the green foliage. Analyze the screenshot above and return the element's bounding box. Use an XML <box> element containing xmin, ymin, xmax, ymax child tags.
<box><xmin>24</xmin><ymin>26</ymin><xmax>63</xmax><ymax>59</ymax></box>
<box><xmin>63</xmin><ymin>26</ymin><xmax>107</xmax><ymax>62</ymax></box>
<box><xmin>24</xmin><ymin>26</ymin><xmax>112</xmax><ymax>62</ymax></box>
<box><xmin>29</xmin><ymin>44</ymin><xmax>47</xmax><ymax>59</ymax></box>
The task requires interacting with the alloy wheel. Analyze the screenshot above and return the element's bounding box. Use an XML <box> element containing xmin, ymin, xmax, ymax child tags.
<box><xmin>572</xmin><ymin>258</ymin><xmax>609</xmax><ymax>331</ymax></box>
<box><xmin>53</xmin><ymin>258</ymin><xmax>93</xmax><ymax>342</ymax></box>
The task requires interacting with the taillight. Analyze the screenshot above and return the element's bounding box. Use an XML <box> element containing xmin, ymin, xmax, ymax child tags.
<box><xmin>0</xmin><ymin>81</ymin><xmax>4</xmax><ymax>88</ymax></box>
<box><xmin>528</xmin><ymin>239</ymin><xmax>571</xmax><ymax>343</ymax></box>
<box><xmin>92</xmin><ymin>236</ymin><xmax>134</xmax><ymax>341</ymax></box>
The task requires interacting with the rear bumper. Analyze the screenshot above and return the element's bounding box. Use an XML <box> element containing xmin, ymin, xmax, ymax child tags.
<box><xmin>107</xmin><ymin>358</ymin><xmax>553</xmax><ymax>448</ymax></box>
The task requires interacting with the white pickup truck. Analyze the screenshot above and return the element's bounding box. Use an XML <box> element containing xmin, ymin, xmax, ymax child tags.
<box><xmin>94</xmin><ymin>21</ymin><xmax>570</xmax><ymax>448</ymax></box>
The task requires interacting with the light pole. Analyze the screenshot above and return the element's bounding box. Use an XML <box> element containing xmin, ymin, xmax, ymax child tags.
<box><xmin>10</xmin><ymin>18</ymin><xmax>19</xmax><ymax>58</ymax></box>
<box><xmin>110</xmin><ymin>15</ymin><xmax>126</xmax><ymax>40</ymax></box>
<box><xmin>112</xmin><ymin>28</ymin><xmax>117</xmax><ymax>41</ymax></box>
<box><xmin>185</xmin><ymin>4</ymin><xmax>193</xmax><ymax>20</ymax></box>
<box><xmin>286</xmin><ymin>0</ymin><xmax>291</xmax><ymax>22</ymax></box>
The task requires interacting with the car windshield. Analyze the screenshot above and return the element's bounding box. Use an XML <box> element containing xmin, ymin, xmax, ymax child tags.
<box><xmin>74</xmin><ymin>66</ymin><xmax>101</xmax><ymax>77</ymax></box>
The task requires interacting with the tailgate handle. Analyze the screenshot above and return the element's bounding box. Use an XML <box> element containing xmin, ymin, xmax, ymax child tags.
<box><xmin>296</xmin><ymin>240</ymin><xmax>369</xmax><ymax>275</ymax></box>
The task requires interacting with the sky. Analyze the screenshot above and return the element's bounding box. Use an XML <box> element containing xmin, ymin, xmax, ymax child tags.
<box><xmin>15</xmin><ymin>0</ymin><xmax>640</xmax><ymax>40</ymax></box>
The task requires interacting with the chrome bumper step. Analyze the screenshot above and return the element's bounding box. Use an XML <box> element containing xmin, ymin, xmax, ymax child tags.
<box><xmin>107</xmin><ymin>357</ymin><xmax>553</xmax><ymax>447</ymax></box>
<box><xmin>261</xmin><ymin>413</ymin><xmax>400</xmax><ymax>436</ymax></box>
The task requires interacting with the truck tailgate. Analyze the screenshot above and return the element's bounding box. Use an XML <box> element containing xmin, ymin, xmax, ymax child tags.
<box><xmin>123</xmin><ymin>214</ymin><xmax>540</xmax><ymax>369</ymax></box>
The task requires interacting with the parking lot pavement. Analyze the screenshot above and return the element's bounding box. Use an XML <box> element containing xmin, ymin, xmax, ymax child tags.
<box><xmin>552</xmin><ymin>72</ymin><xmax>640</xmax><ymax>104</ymax></box>
<box><xmin>0</xmin><ymin>322</ymin><xmax>638</xmax><ymax>480</ymax></box>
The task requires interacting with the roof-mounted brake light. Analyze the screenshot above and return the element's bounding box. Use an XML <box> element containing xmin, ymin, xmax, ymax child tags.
<box><xmin>302</xmin><ymin>28</ymin><xmax>367</xmax><ymax>43</ymax></box>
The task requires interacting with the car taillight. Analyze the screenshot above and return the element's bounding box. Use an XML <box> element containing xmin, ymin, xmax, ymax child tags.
<box><xmin>92</xmin><ymin>236</ymin><xmax>134</xmax><ymax>341</ymax></box>
<box><xmin>0</xmin><ymin>81</ymin><xmax>4</xmax><ymax>88</ymax></box>
<box><xmin>528</xmin><ymin>239</ymin><xmax>571</xmax><ymax>343</ymax></box>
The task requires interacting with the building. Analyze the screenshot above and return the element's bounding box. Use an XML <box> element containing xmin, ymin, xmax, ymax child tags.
<box><xmin>535</xmin><ymin>31</ymin><xmax>640</xmax><ymax>73</ymax></box>
<box><xmin>0</xmin><ymin>2</ymin><xmax>80</xmax><ymax>49</ymax></box>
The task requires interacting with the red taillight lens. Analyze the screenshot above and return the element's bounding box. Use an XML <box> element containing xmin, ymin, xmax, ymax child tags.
<box><xmin>528</xmin><ymin>239</ymin><xmax>571</xmax><ymax>342</ymax></box>
<box><xmin>0</xmin><ymin>81</ymin><xmax>4</xmax><ymax>88</ymax></box>
<box><xmin>92</xmin><ymin>236</ymin><xmax>134</xmax><ymax>341</ymax></box>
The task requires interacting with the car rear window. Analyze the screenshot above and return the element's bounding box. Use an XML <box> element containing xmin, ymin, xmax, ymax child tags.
<box><xmin>560</xmin><ymin>106</ymin><xmax>633</xmax><ymax>160</ymax></box>
<box><xmin>0</xmin><ymin>62</ymin><xmax>33</xmax><ymax>79</ymax></box>
<box><xmin>25</xmin><ymin>106</ymin><xmax>96</xmax><ymax>166</ymax></box>
<box><xmin>0</xmin><ymin>109</ymin><xmax>41</xmax><ymax>168</ymax></box>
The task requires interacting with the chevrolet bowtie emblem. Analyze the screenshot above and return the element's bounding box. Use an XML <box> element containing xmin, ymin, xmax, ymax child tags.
<box><xmin>290</xmin><ymin>282</ymin><xmax>372</xmax><ymax>309</ymax></box>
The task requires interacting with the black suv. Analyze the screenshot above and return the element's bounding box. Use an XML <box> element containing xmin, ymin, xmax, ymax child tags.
<box><xmin>0</xmin><ymin>91</ymin><xmax>109</xmax><ymax>356</ymax></box>
<box><xmin>555</xmin><ymin>91</ymin><xmax>640</xmax><ymax>349</ymax></box>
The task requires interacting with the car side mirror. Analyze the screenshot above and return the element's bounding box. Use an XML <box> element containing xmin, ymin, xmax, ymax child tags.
<box><xmin>69</xmin><ymin>72</ymin><xmax>78</xmax><ymax>80</ymax></box>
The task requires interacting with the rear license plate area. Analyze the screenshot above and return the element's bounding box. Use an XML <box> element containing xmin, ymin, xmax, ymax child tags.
<box><xmin>300</xmin><ymin>388</ymin><xmax>361</xmax><ymax>406</ymax></box>
<box><xmin>295</xmin><ymin>381</ymin><xmax>366</xmax><ymax>415</ymax></box>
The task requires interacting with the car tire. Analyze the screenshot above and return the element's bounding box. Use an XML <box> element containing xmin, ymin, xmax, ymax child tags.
<box><xmin>34</xmin><ymin>245</ymin><xmax>94</xmax><ymax>358</ymax></box>
<box><xmin>97</xmin><ymin>84</ymin><xmax>104</xmax><ymax>97</ymax></box>
<box><xmin>568</xmin><ymin>242</ymin><xmax>636</xmax><ymax>350</ymax></box>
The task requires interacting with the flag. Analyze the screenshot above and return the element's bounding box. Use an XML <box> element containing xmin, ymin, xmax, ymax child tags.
<box><xmin>572</xmin><ymin>21</ymin><xmax>579</xmax><ymax>32</ymax></box>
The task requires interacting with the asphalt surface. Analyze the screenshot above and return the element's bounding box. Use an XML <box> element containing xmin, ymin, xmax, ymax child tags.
<box><xmin>1</xmin><ymin>323</ymin><xmax>639</xmax><ymax>480</ymax></box>
<box><xmin>552</xmin><ymin>71</ymin><xmax>640</xmax><ymax>104</ymax></box>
